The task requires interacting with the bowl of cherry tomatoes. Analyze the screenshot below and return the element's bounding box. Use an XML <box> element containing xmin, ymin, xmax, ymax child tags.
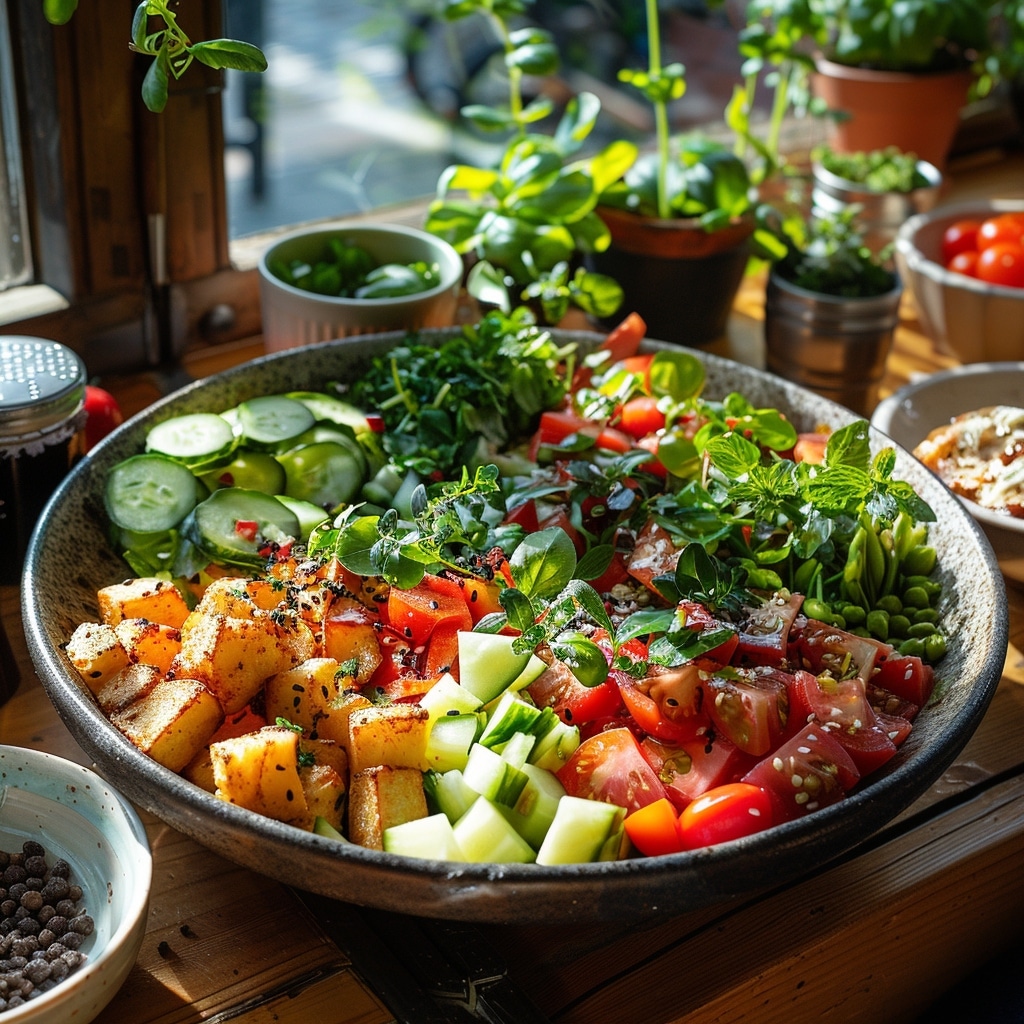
<box><xmin>894</xmin><ymin>199</ymin><xmax>1024</xmax><ymax>363</ymax></box>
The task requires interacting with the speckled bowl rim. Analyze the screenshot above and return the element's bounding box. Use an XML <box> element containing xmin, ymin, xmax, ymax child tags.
<box><xmin>22</xmin><ymin>329</ymin><xmax>1008</xmax><ymax>924</ymax></box>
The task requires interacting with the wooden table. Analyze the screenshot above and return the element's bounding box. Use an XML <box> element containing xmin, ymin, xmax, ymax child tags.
<box><xmin>3</xmin><ymin>152</ymin><xmax>1024</xmax><ymax>1024</ymax></box>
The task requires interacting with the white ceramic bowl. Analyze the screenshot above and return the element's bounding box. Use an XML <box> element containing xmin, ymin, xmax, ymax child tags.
<box><xmin>258</xmin><ymin>223</ymin><xmax>463</xmax><ymax>353</ymax></box>
<box><xmin>21</xmin><ymin>330</ymin><xmax>1008</xmax><ymax>925</ymax></box>
<box><xmin>894</xmin><ymin>199</ymin><xmax>1024</xmax><ymax>363</ymax></box>
<box><xmin>872</xmin><ymin>362</ymin><xmax>1024</xmax><ymax>582</ymax></box>
<box><xmin>0</xmin><ymin>745</ymin><xmax>151</xmax><ymax>1023</ymax></box>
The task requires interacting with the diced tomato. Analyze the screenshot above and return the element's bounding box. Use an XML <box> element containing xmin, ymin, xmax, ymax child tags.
<box><xmin>741</xmin><ymin>723</ymin><xmax>860</xmax><ymax>824</ymax></box>
<box><xmin>678</xmin><ymin>782</ymin><xmax>774</xmax><ymax>849</ymax></box>
<box><xmin>386</xmin><ymin>573</ymin><xmax>473</xmax><ymax>647</ymax></box>
<box><xmin>616</xmin><ymin>666</ymin><xmax>708</xmax><ymax>744</ymax></box>
<box><xmin>234</xmin><ymin>519</ymin><xmax>258</xmax><ymax>542</ymax></box>
<box><xmin>366</xmin><ymin>626</ymin><xmax>419</xmax><ymax>691</ymax></box>
<box><xmin>634</xmin><ymin>433</ymin><xmax>668</xmax><ymax>478</ymax></box>
<box><xmin>624</xmin><ymin>797</ymin><xmax>685</xmax><ymax>856</ymax></box>
<box><xmin>872</xmin><ymin>653</ymin><xmax>935</xmax><ymax>707</ymax></box>
<box><xmin>422</xmin><ymin>619</ymin><xmax>462</xmax><ymax>678</ymax></box>
<box><xmin>530</xmin><ymin>409</ymin><xmax>635</xmax><ymax>459</ymax></box>
<box><xmin>792</xmin><ymin>618</ymin><xmax>889</xmax><ymax>685</ymax></box>
<box><xmin>734</xmin><ymin>593</ymin><xmax>803</xmax><ymax>667</ymax></box>
<box><xmin>788</xmin><ymin>670</ymin><xmax>897</xmax><ymax>775</ymax></box>
<box><xmin>875</xmin><ymin>710</ymin><xmax>913</xmax><ymax>748</ymax></box>
<box><xmin>364</xmin><ymin>412</ymin><xmax>386</xmax><ymax>433</ymax></box>
<box><xmin>793</xmin><ymin>432</ymin><xmax>829</xmax><ymax>464</ymax></box>
<box><xmin>588</xmin><ymin>549</ymin><xmax>631</xmax><ymax>594</ymax></box>
<box><xmin>640</xmin><ymin>733</ymin><xmax>755</xmax><ymax>811</ymax></box>
<box><xmin>617</xmin><ymin>396</ymin><xmax>665</xmax><ymax>439</ymax></box>
<box><xmin>865</xmin><ymin>680</ymin><xmax>920</xmax><ymax>722</ymax></box>
<box><xmin>626</xmin><ymin>519</ymin><xmax>680</xmax><ymax>593</ymax></box>
<box><xmin>556</xmin><ymin>727</ymin><xmax>669</xmax><ymax>813</ymax></box>
<box><xmin>705</xmin><ymin>669</ymin><xmax>789</xmax><ymax>757</ymax></box>
<box><xmin>503</xmin><ymin>498</ymin><xmax>540</xmax><ymax>533</ymax></box>
<box><xmin>539</xmin><ymin>506</ymin><xmax>586</xmax><ymax>559</ymax></box>
<box><xmin>678</xmin><ymin>599</ymin><xmax>740</xmax><ymax>664</ymax></box>
<box><xmin>599</xmin><ymin>311</ymin><xmax>647</xmax><ymax>363</ymax></box>
<box><xmin>528</xmin><ymin>656</ymin><xmax>624</xmax><ymax>727</ymax></box>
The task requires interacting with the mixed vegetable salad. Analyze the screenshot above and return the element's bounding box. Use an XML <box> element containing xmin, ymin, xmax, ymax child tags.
<box><xmin>75</xmin><ymin>310</ymin><xmax>948</xmax><ymax>863</ymax></box>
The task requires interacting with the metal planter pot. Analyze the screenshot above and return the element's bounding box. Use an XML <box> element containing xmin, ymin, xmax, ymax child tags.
<box><xmin>764</xmin><ymin>271</ymin><xmax>903</xmax><ymax>417</ymax></box>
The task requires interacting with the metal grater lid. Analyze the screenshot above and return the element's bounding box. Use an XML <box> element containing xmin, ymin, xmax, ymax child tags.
<box><xmin>0</xmin><ymin>336</ymin><xmax>87</xmax><ymax>444</ymax></box>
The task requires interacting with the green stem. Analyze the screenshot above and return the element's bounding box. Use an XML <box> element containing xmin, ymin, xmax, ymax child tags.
<box><xmin>765</xmin><ymin>64</ymin><xmax>792</xmax><ymax>177</ymax></box>
<box><xmin>489</xmin><ymin>11</ymin><xmax>524</xmax><ymax>136</ymax></box>
<box><xmin>646</xmin><ymin>0</ymin><xmax>671</xmax><ymax>220</ymax></box>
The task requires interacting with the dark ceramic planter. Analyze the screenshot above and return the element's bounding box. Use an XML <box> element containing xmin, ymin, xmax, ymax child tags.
<box><xmin>588</xmin><ymin>207</ymin><xmax>754</xmax><ymax>346</ymax></box>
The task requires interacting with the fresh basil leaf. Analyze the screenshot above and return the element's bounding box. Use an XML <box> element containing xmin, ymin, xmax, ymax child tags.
<box><xmin>705</xmin><ymin>432</ymin><xmax>762</xmax><ymax>479</ymax></box>
<box><xmin>549</xmin><ymin>632</ymin><xmax>609</xmax><ymax>687</ymax></box>
<box><xmin>509</xmin><ymin>526</ymin><xmax>577</xmax><ymax>599</ymax></box>
<box><xmin>574</xmin><ymin>544</ymin><xmax>614</xmax><ymax>582</ymax></box>
<box><xmin>499</xmin><ymin>587</ymin><xmax>538</xmax><ymax>635</ymax></box>
<box><xmin>616</xmin><ymin>607</ymin><xmax>677</xmax><ymax>644</ymax></box>
<box><xmin>647</xmin><ymin>351</ymin><xmax>705</xmax><ymax>402</ymax></box>
<box><xmin>824</xmin><ymin>420</ymin><xmax>871</xmax><ymax>471</ymax></box>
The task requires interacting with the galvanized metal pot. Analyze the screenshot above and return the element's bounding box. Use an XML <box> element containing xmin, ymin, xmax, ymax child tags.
<box><xmin>764</xmin><ymin>271</ymin><xmax>903</xmax><ymax>417</ymax></box>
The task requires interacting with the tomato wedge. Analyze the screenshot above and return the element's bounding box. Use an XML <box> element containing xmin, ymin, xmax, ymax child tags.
<box><xmin>624</xmin><ymin>797</ymin><xmax>685</xmax><ymax>856</ymax></box>
<box><xmin>386</xmin><ymin>573</ymin><xmax>472</xmax><ymax>646</ymax></box>
<box><xmin>678</xmin><ymin>782</ymin><xmax>773</xmax><ymax>849</ymax></box>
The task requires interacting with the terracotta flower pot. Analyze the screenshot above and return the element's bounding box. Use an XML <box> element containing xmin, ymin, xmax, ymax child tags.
<box><xmin>587</xmin><ymin>206</ymin><xmax>755</xmax><ymax>347</ymax></box>
<box><xmin>810</xmin><ymin>59</ymin><xmax>973</xmax><ymax>170</ymax></box>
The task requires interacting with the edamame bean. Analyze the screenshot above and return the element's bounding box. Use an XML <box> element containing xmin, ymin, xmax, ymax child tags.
<box><xmin>901</xmin><ymin>585</ymin><xmax>931</xmax><ymax>610</ymax></box>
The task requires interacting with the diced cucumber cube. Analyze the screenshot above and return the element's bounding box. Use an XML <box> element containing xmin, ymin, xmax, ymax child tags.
<box><xmin>424</xmin><ymin>712</ymin><xmax>483</xmax><ymax>772</ymax></box>
<box><xmin>424</xmin><ymin>769</ymin><xmax>479</xmax><ymax>824</ymax></box>
<box><xmin>458</xmin><ymin>632</ymin><xmax>532</xmax><ymax>704</ymax></box>
<box><xmin>478</xmin><ymin>691</ymin><xmax>542</xmax><ymax>748</ymax></box>
<box><xmin>313</xmin><ymin>816</ymin><xmax>348</xmax><ymax>842</ymax></box>
<box><xmin>453</xmin><ymin>797</ymin><xmax>536</xmax><ymax>864</ymax></box>
<box><xmin>463</xmin><ymin>743</ymin><xmax>529</xmax><ymax>807</ymax></box>
<box><xmin>418</xmin><ymin>673</ymin><xmax>483</xmax><ymax>719</ymax></box>
<box><xmin>383</xmin><ymin>813</ymin><xmax>465</xmax><ymax>861</ymax></box>
<box><xmin>529</xmin><ymin>719</ymin><xmax>580</xmax><ymax>771</ymax></box>
<box><xmin>496</xmin><ymin>730</ymin><xmax>535</xmax><ymax>769</ymax></box>
<box><xmin>535</xmin><ymin>796</ymin><xmax>626</xmax><ymax>866</ymax></box>
<box><xmin>501</xmin><ymin>763</ymin><xmax>566</xmax><ymax>850</ymax></box>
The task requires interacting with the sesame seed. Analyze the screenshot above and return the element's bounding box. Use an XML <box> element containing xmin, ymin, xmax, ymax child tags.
<box><xmin>794</xmin><ymin>792</ymin><xmax>810</xmax><ymax>804</ymax></box>
<box><xmin>791</xmin><ymin>773</ymin><xmax>803</xmax><ymax>787</ymax></box>
<box><xmin>797</xmin><ymin>745</ymin><xmax>811</xmax><ymax>754</ymax></box>
<box><xmin>748</xmin><ymin>807</ymin><xmax>761</xmax><ymax>817</ymax></box>
<box><xmin>772</xmin><ymin>757</ymin><xmax>784</xmax><ymax>771</ymax></box>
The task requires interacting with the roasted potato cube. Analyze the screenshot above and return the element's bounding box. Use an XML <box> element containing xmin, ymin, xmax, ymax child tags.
<box><xmin>210</xmin><ymin>725</ymin><xmax>309</xmax><ymax>826</ymax></box>
<box><xmin>313</xmin><ymin>690</ymin><xmax>373</xmax><ymax>747</ymax></box>
<box><xmin>113</xmin><ymin>618</ymin><xmax>182</xmax><ymax>674</ymax></box>
<box><xmin>172</xmin><ymin>611</ymin><xmax>315</xmax><ymax>713</ymax></box>
<box><xmin>300</xmin><ymin>737</ymin><xmax>349</xmax><ymax>781</ymax></box>
<box><xmin>299</xmin><ymin>763</ymin><xmax>347</xmax><ymax>832</ymax></box>
<box><xmin>348</xmin><ymin>765</ymin><xmax>427</xmax><ymax>850</ymax></box>
<box><xmin>348</xmin><ymin>704</ymin><xmax>431</xmax><ymax>774</ymax></box>
<box><xmin>65</xmin><ymin>622</ymin><xmax>129</xmax><ymax>693</ymax></box>
<box><xmin>96</xmin><ymin>663</ymin><xmax>164</xmax><ymax>716</ymax></box>
<box><xmin>182</xmin><ymin>704</ymin><xmax>270</xmax><ymax>793</ymax></box>
<box><xmin>97</xmin><ymin>577</ymin><xmax>190</xmax><ymax>629</ymax></box>
<box><xmin>109</xmin><ymin>676</ymin><xmax>224</xmax><ymax>773</ymax></box>
<box><xmin>264</xmin><ymin>657</ymin><xmax>344</xmax><ymax>734</ymax></box>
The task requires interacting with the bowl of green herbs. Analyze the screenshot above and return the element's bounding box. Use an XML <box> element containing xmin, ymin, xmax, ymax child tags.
<box><xmin>259</xmin><ymin>223</ymin><xmax>463</xmax><ymax>353</ymax></box>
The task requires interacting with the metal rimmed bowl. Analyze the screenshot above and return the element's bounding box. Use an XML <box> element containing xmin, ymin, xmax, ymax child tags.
<box><xmin>22</xmin><ymin>329</ymin><xmax>1008</xmax><ymax>924</ymax></box>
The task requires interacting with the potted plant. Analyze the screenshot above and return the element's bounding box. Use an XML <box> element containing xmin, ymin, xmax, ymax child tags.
<box><xmin>756</xmin><ymin>205</ymin><xmax>903</xmax><ymax>416</ymax></box>
<box><xmin>810</xmin><ymin>145</ymin><xmax>944</xmax><ymax>250</ymax></box>
<box><xmin>739</xmin><ymin>0</ymin><xmax>1016</xmax><ymax>168</ymax></box>
<box><xmin>580</xmin><ymin>0</ymin><xmax>758</xmax><ymax>346</ymax></box>
<box><xmin>421</xmin><ymin>1</ymin><xmax>633</xmax><ymax>327</ymax></box>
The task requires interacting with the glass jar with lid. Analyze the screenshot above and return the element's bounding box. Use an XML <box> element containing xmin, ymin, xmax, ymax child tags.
<box><xmin>0</xmin><ymin>336</ymin><xmax>88</xmax><ymax>586</ymax></box>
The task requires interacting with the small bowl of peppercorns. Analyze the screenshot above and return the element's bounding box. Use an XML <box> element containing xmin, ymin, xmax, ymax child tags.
<box><xmin>0</xmin><ymin>745</ymin><xmax>151</xmax><ymax>1022</ymax></box>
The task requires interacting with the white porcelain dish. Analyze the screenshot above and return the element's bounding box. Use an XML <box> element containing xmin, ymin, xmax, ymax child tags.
<box><xmin>872</xmin><ymin>362</ymin><xmax>1024</xmax><ymax>583</ymax></box>
<box><xmin>0</xmin><ymin>745</ymin><xmax>152</xmax><ymax>1023</ymax></box>
<box><xmin>894</xmin><ymin>199</ymin><xmax>1024</xmax><ymax>363</ymax></box>
<box><xmin>22</xmin><ymin>329</ymin><xmax>1008</xmax><ymax>924</ymax></box>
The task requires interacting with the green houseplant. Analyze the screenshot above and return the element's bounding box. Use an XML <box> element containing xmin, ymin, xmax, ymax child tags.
<box><xmin>739</xmin><ymin>0</ymin><xmax>1017</xmax><ymax>167</ymax></box>
<box><xmin>757</xmin><ymin>205</ymin><xmax>903</xmax><ymax>416</ymax></box>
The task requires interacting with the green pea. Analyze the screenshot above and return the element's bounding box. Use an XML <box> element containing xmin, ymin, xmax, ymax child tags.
<box><xmin>908</xmin><ymin>621</ymin><xmax>937</xmax><ymax>637</ymax></box>
<box><xmin>840</xmin><ymin>604</ymin><xmax>866</xmax><ymax>626</ymax></box>
<box><xmin>924</xmin><ymin>633</ymin><xmax>947</xmax><ymax>662</ymax></box>
<box><xmin>901</xmin><ymin>545</ymin><xmax>937</xmax><ymax>576</ymax></box>
<box><xmin>905</xmin><ymin>576</ymin><xmax>942</xmax><ymax>600</ymax></box>
<box><xmin>802</xmin><ymin>597</ymin><xmax>833</xmax><ymax>623</ymax></box>
<box><xmin>898</xmin><ymin>637</ymin><xmax>926</xmax><ymax>657</ymax></box>
<box><xmin>832</xmin><ymin>613</ymin><xmax>846</xmax><ymax>630</ymax></box>
<box><xmin>901</xmin><ymin>585</ymin><xmax>931</xmax><ymax>610</ymax></box>
<box><xmin>913</xmin><ymin>607</ymin><xmax>940</xmax><ymax>624</ymax></box>
<box><xmin>852</xmin><ymin>627</ymin><xmax>872</xmax><ymax>639</ymax></box>
<box><xmin>866</xmin><ymin>609</ymin><xmax>890</xmax><ymax>641</ymax></box>
<box><xmin>889</xmin><ymin>614</ymin><xmax>911</xmax><ymax>639</ymax></box>
<box><xmin>875</xmin><ymin>594</ymin><xmax>903</xmax><ymax>615</ymax></box>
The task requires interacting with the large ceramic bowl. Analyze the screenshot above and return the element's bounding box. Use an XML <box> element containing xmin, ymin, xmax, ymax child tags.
<box><xmin>0</xmin><ymin>745</ymin><xmax>152</xmax><ymax>1022</ymax></box>
<box><xmin>872</xmin><ymin>362</ymin><xmax>1024</xmax><ymax>583</ymax></box>
<box><xmin>23</xmin><ymin>330</ymin><xmax>1007</xmax><ymax>924</ymax></box>
<box><xmin>894</xmin><ymin>199</ymin><xmax>1024</xmax><ymax>363</ymax></box>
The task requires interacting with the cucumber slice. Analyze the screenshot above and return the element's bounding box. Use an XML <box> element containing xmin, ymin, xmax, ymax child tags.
<box><xmin>286</xmin><ymin>391</ymin><xmax>371</xmax><ymax>434</ymax></box>
<box><xmin>453</xmin><ymin>797</ymin><xmax>536</xmax><ymax>864</ymax></box>
<box><xmin>104</xmin><ymin>454</ymin><xmax>201</xmax><ymax>533</ymax></box>
<box><xmin>425</xmin><ymin>712</ymin><xmax>483</xmax><ymax>773</ymax></box>
<box><xmin>236</xmin><ymin>395</ymin><xmax>315</xmax><ymax>451</ymax></box>
<box><xmin>275</xmin><ymin>494</ymin><xmax>331</xmax><ymax>542</ymax></box>
<box><xmin>535</xmin><ymin>795</ymin><xmax>625</xmax><ymax>866</ymax></box>
<box><xmin>462</xmin><ymin>743</ymin><xmax>529</xmax><ymax>807</ymax></box>
<box><xmin>277</xmin><ymin>441</ymin><xmax>365</xmax><ymax>508</ymax></box>
<box><xmin>185</xmin><ymin>487</ymin><xmax>300</xmax><ymax>568</ymax></box>
<box><xmin>145</xmin><ymin>413</ymin><xmax>236</xmax><ymax>466</ymax></box>
<box><xmin>423</xmin><ymin>769</ymin><xmax>478</xmax><ymax>824</ymax></box>
<box><xmin>288</xmin><ymin>426</ymin><xmax>370</xmax><ymax>479</ymax></box>
<box><xmin>502</xmin><ymin>762</ymin><xmax>566</xmax><ymax>850</ymax></box>
<box><xmin>418</xmin><ymin>674</ymin><xmax>484</xmax><ymax>720</ymax></box>
<box><xmin>478</xmin><ymin>692</ymin><xmax>542</xmax><ymax>749</ymax></box>
<box><xmin>383</xmin><ymin>813</ymin><xmax>465</xmax><ymax>861</ymax></box>
<box><xmin>529</xmin><ymin>718</ymin><xmax>580</xmax><ymax>771</ymax></box>
<box><xmin>458</xmin><ymin>633</ymin><xmax>532</xmax><ymax>704</ymax></box>
<box><xmin>200</xmin><ymin>449</ymin><xmax>286</xmax><ymax>495</ymax></box>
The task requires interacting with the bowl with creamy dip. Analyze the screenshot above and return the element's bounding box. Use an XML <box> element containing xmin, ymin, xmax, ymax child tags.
<box><xmin>872</xmin><ymin>363</ymin><xmax>1024</xmax><ymax>582</ymax></box>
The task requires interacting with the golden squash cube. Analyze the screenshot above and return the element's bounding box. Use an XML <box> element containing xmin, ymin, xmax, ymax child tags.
<box><xmin>65</xmin><ymin>622</ymin><xmax>129</xmax><ymax>693</ymax></box>
<box><xmin>96</xmin><ymin>663</ymin><xmax>164</xmax><ymax>716</ymax></box>
<box><xmin>113</xmin><ymin>618</ymin><xmax>182</xmax><ymax>674</ymax></box>
<box><xmin>348</xmin><ymin>765</ymin><xmax>427</xmax><ymax>850</ymax></box>
<box><xmin>97</xmin><ymin>577</ymin><xmax>190</xmax><ymax>629</ymax></box>
<box><xmin>347</xmin><ymin>703</ymin><xmax>431</xmax><ymax>774</ymax></box>
<box><xmin>322</xmin><ymin>599</ymin><xmax>383</xmax><ymax>685</ymax></box>
<box><xmin>299</xmin><ymin>763</ymin><xmax>348</xmax><ymax>832</ymax></box>
<box><xmin>264</xmin><ymin>657</ymin><xmax>344</xmax><ymax>734</ymax></box>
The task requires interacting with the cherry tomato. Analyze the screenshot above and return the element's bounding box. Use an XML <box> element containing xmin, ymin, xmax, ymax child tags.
<box><xmin>678</xmin><ymin>782</ymin><xmax>773</xmax><ymax>849</ymax></box>
<box><xmin>940</xmin><ymin>219</ymin><xmax>981</xmax><ymax>264</ymax></box>
<box><xmin>617</xmin><ymin>396</ymin><xmax>665</xmax><ymax>439</ymax></box>
<box><xmin>977</xmin><ymin>214</ymin><xmax>1024</xmax><ymax>252</ymax></box>
<box><xmin>947</xmin><ymin>250</ymin><xmax>979</xmax><ymax>278</ymax></box>
<box><xmin>83</xmin><ymin>385</ymin><xmax>124</xmax><ymax>450</ymax></box>
<box><xmin>623</xmin><ymin>797</ymin><xmax>685</xmax><ymax>857</ymax></box>
<box><xmin>976</xmin><ymin>242</ymin><xmax>1024</xmax><ymax>289</ymax></box>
